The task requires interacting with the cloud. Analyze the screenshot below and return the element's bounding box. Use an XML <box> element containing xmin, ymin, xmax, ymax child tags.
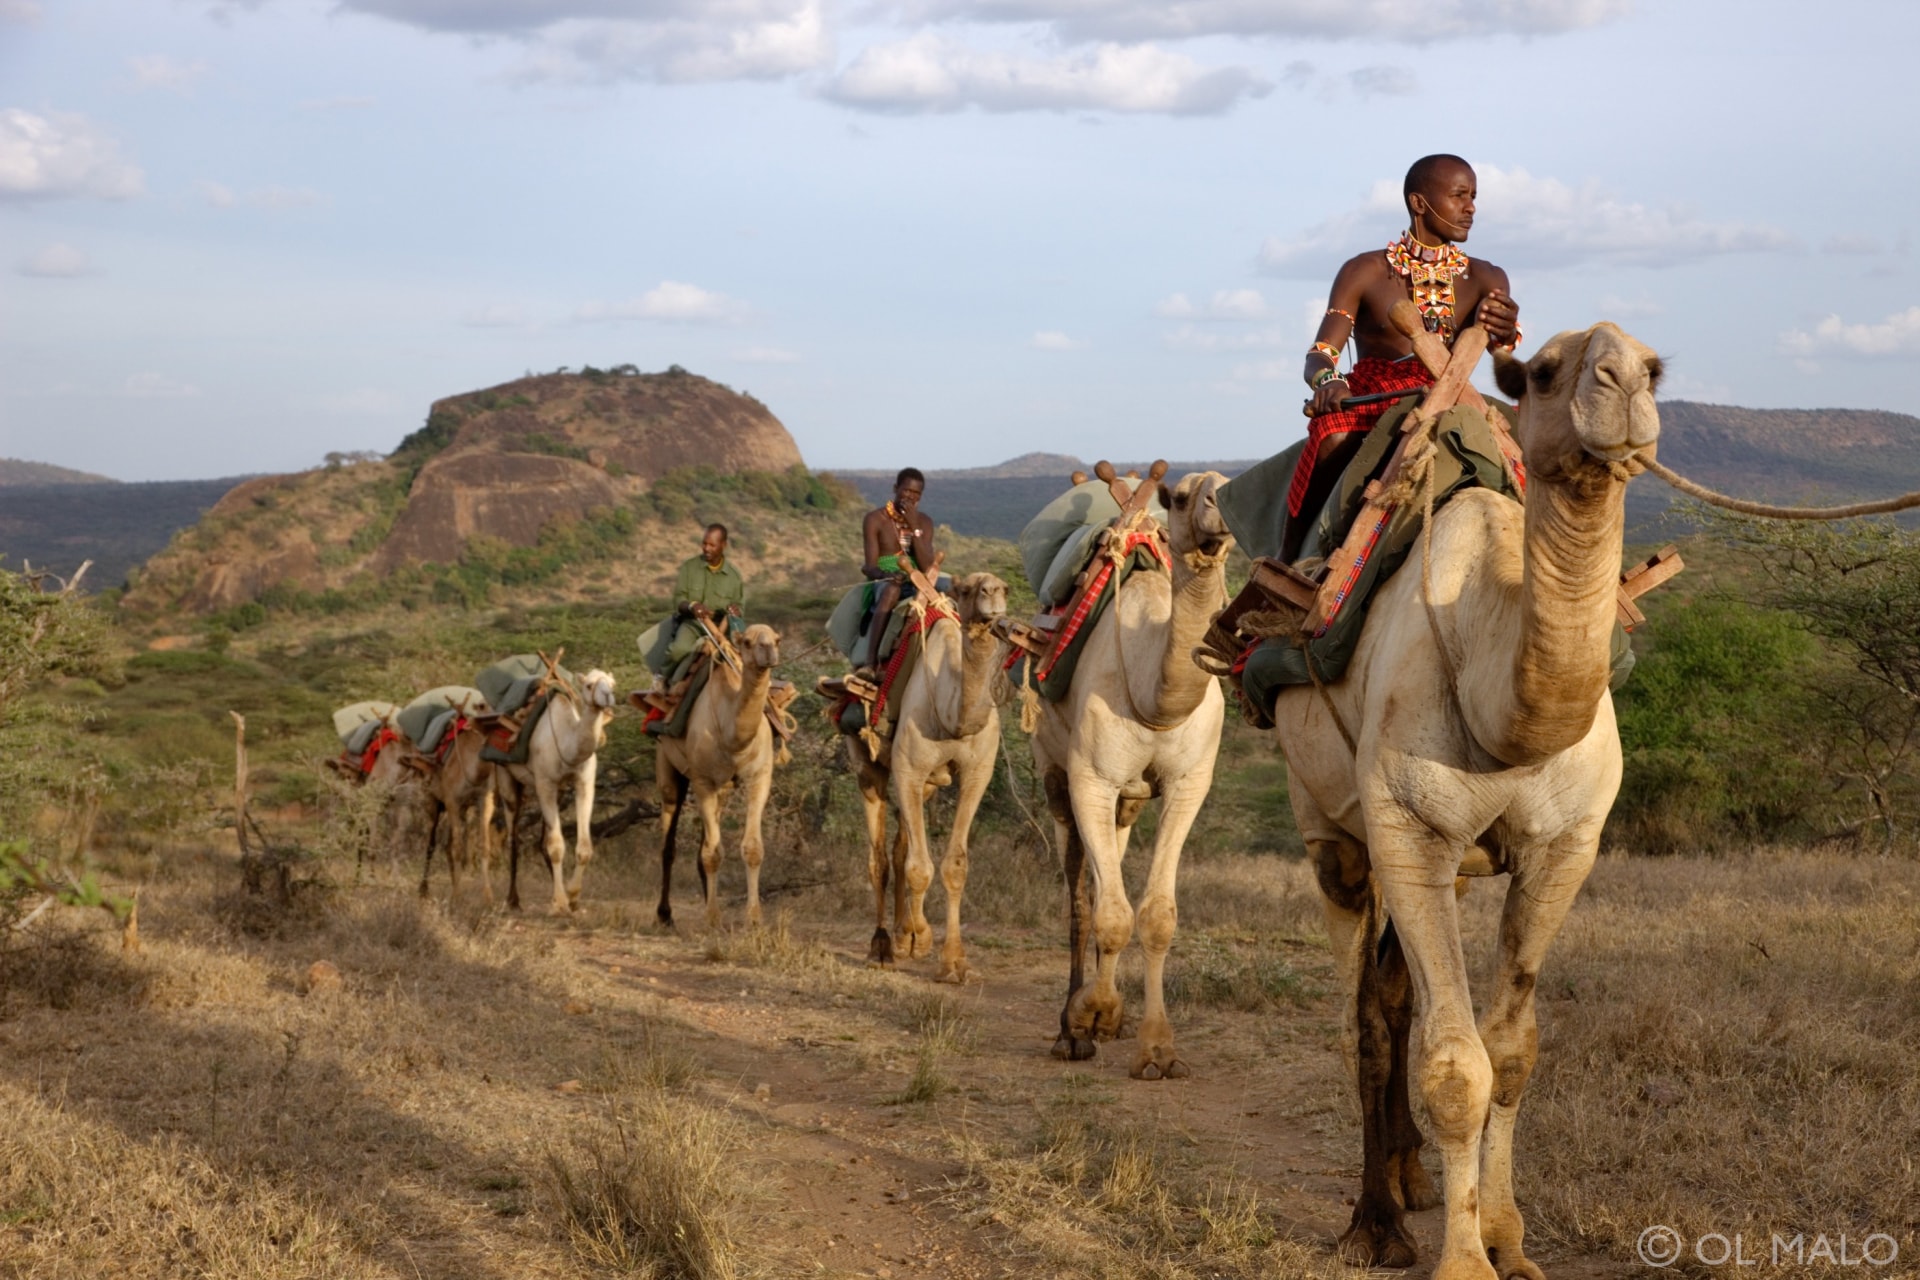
<box><xmin>575</xmin><ymin>281</ymin><xmax>749</xmax><ymax>323</ymax></box>
<box><xmin>734</xmin><ymin>345</ymin><xmax>800</xmax><ymax>363</ymax></box>
<box><xmin>1258</xmin><ymin>165</ymin><xmax>1797</xmax><ymax>278</ymax></box>
<box><xmin>514</xmin><ymin>5</ymin><xmax>832</xmax><ymax>83</ymax></box>
<box><xmin>122</xmin><ymin>372</ymin><xmax>201</xmax><ymax>399</ymax></box>
<box><xmin>461</xmin><ymin>302</ymin><xmax>531</xmax><ymax>327</ymax></box>
<box><xmin>1155</xmin><ymin>288</ymin><xmax>1269</xmax><ymax>321</ymax></box>
<box><xmin>200</xmin><ymin>180</ymin><xmax>325</xmax><ymax>210</ymax></box>
<box><xmin>1348</xmin><ymin>64</ymin><xmax>1417</xmax><ymax>97</ymax></box>
<box><xmin>18</xmin><ymin>242</ymin><xmax>93</xmax><ymax>277</ymax></box>
<box><xmin>1779</xmin><ymin>307</ymin><xmax>1920</xmax><ymax>360</ymax></box>
<box><xmin>0</xmin><ymin>109</ymin><xmax>144</xmax><ymax>202</ymax></box>
<box><xmin>127</xmin><ymin>54</ymin><xmax>210</xmax><ymax>92</ymax></box>
<box><xmin>868</xmin><ymin>0</ymin><xmax>1627</xmax><ymax>44</ymax></box>
<box><xmin>1031</xmin><ymin>330</ymin><xmax>1087</xmax><ymax>350</ymax></box>
<box><xmin>824</xmin><ymin>36</ymin><xmax>1270</xmax><ymax>115</ymax></box>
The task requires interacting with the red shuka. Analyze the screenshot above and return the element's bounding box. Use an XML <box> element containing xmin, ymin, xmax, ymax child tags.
<box><xmin>1287</xmin><ymin>356</ymin><xmax>1435</xmax><ymax>517</ymax></box>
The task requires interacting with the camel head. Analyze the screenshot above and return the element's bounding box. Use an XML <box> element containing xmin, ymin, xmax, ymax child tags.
<box><xmin>951</xmin><ymin>573</ymin><xmax>1009</xmax><ymax>628</ymax></box>
<box><xmin>1157</xmin><ymin>470</ymin><xmax>1235</xmax><ymax>567</ymax></box>
<box><xmin>740</xmin><ymin>623</ymin><xmax>781</xmax><ymax>671</ymax></box>
<box><xmin>1493</xmin><ymin>323</ymin><xmax>1663</xmax><ymax>482</ymax></box>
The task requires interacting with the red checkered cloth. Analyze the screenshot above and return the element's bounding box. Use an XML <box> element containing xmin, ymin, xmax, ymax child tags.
<box><xmin>1034</xmin><ymin>530</ymin><xmax>1169</xmax><ymax>685</ymax></box>
<box><xmin>357</xmin><ymin>725</ymin><xmax>399</xmax><ymax>777</ymax></box>
<box><xmin>1287</xmin><ymin>356</ymin><xmax>1435</xmax><ymax>517</ymax></box>
<box><xmin>871</xmin><ymin>604</ymin><xmax>956</xmax><ymax>726</ymax></box>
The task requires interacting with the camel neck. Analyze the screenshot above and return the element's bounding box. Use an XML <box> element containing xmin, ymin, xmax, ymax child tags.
<box><xmin>721</xmin><ymin>662</ymin><xmax>774</xmax><ymax>753</ymax></box>
<box><xmin>1122</xmin><ymin>549</ymin><xmax>1226</xmax><ymax>729</ymax></box>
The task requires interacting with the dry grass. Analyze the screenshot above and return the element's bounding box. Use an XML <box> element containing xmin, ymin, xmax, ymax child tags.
<box><xmin>1477</xmin><ymin>847</ymin><xmax>1920</xmax><ymax>1269</ymax></box>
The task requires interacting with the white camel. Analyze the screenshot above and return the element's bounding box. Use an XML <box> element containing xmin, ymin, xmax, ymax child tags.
<box><xmin>481</xmin><ymin>668</ymin><xmax>618</xmax><ymax>915</ymax></box>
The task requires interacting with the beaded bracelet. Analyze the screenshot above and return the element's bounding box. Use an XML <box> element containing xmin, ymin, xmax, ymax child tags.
<box><xmin>1309</xmin><ymin>367</ymin><xmax>1347</xmax><ymax>390</ymax></box>
<box><xmin>1324</xmin><ymin>307</ymin><xmax>1356</xmax><ymax>325</ymax></box>
<box><xmin>1493</xmin><ymin>323</ymin><xmax>1525</xmax><ymax>353</ymax></box>
<box><xmin>1310</xmin><ymin>341</ymin><xmax>1343</xmax><ymax>364</ymax></box>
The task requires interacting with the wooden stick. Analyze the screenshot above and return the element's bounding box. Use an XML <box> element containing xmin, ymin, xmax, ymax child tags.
<box><xmin>230</xmin><ymin>711</ymin><xmax>250</xmax><ymax>856</ymax></box>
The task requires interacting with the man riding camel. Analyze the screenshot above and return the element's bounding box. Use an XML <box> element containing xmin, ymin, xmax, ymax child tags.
<box><xmin>856</xmin><ymin>468</ymin><xmax>936</xmax><ymax>673</ymax></box>
<box><xmin>645</xmin><ymin>522</ymin><xmax>744</xmax><ymax>686</ymax></box>
<box><xmin>1284</xmin><ymin>153</ymin><xmax>1522</xmax><ymax>561</ymax></box>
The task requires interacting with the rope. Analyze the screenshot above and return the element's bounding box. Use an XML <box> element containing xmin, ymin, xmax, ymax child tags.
<box><xmin>773</xmin><ymin>635</ymin><xmax>836</xmax><ymax>669</ymax></box>
<box><xmin>1640</xmin><ymin>457</ymin><xmax>1920</xmax><ymax>520</ymax></box>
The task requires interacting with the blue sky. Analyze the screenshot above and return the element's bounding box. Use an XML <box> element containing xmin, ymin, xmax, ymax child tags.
<box><xmin>3</xmin><ymin>0</ymin><xmax>1917</xmax><ymax>481</ymax></box>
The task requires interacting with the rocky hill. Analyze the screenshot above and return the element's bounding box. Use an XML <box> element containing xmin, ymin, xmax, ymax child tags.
<box><xmin>119</xmin><ymin>366</ymin><xmax>817</xmax><ymax>617</ymax></box>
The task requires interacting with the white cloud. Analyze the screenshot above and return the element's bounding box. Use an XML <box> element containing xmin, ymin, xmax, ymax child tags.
<box><xmin>575</xmin><ymin>281</ymin><xmax>749</xmax><ymax>323</ymax></box>
<box><xmin>734</xmin><ymin>345</ymin><xmax>800</xmax><ymax>363</ymax></box>
<box><xmin>128</xmin><ymin>54</ymin><xmax>210</xmax><ymax>92</ymax></box>
<box><xmin>825</xmin><ymin>36</ymin><xmax>1270</xmax><ymax>115</ymax></box>
<box><xmin>1348</xmin><ymin>64</ymin><xmax>1417</xmax><ymax>97</ymax></box>
<box><xmin>462</xmin><ymin>302</ymin><xmax>531</xmax><ymax>328</ymax></box>
<box><xmin>870</xmin><ymin>0</ymin><xmax>1627</xmax><ymax>43</ymax></box>
<box><xmin>18</xmin><ymin>242</ymin><xmax>93</xmax><ymax>277</ymax></box>
<box><xmin>1258</xmin><ymin>165</ymin><xmax>1798</xmax><ymax>278</ymax></box>
<box><xmin>0</xmin><ymin>109</ymin><xmax>144</xmax><ymax>202</ymax></box>
<box><xmin>122</xmin><ymin>372</ymin><xmax>201</xmax><ymax>399</ymax></box>
<box><xmin>200</xmin><ymin>180</ymin><xmax>325</xmax><ymax>210</ymax></box>
<box><xmin>517</xmin><ymin>4</ymin><xmax>832</xmax><ymax>83</ymax></box>
<box><xmin>1779</xmin><ymin>307</ymin><xmax>1920</xmax><ymax>360</ymax></box>
<box><xmin>1032</xmin><ymin>330</ymin><xmax>1087</xmax><ymax>350</ymax></box>
<box><xmin>1155</xmin><ymin>288</ymin><xmax>1269</xmax><ymax>321</ymax></box>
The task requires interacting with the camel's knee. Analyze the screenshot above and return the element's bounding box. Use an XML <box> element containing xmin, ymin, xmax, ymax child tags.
<box><xmin>1419</xmin><ymin>1033</ymin><xmax>1492</xmax><ymax>1141</ymax></box>
<box><xmin>1042</xmin><ymin>767</ymin><xmax>1073</xmax><ymax>824</ymax></box>
<box><xmin>939</xmin><ymin>844</ymin><xmax>969</xmax><ymax>892</ymax></box>
<box><xmin>1312</xmin><ymin>838</ymin><xmax>1369</xmax><ymax>913</ymax></box>
<box><xmin>1136</xmin><ymin>894</ymin><xmax>1176</xmax><ymax>955</ymax></box>
<box><xmin>742</xmin><ymin>840</ymin><xmax>764</xmax><ymax>870</ymax></box>
<box><xmin>1092</xmin><ymin>896</ymin><xmax>1134</xmax><ymax>954</ymax></box>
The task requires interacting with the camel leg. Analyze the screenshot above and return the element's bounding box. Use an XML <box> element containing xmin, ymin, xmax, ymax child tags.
<box><xmin>1044</xmin><ymin>765</ymin><xmax>1096</xmax><ymax>1061</ymax></box>
<box><xmin>856</xmin><ymin>758</ymin><xmax>894</xmax><ymax>965</ymax></box>
<box><xmin>1064</xmin><ymin>772</ymin><xmax>1129</xmax><ymax>1050</ymax></box>
<box><xmin>891</xmin><ymin>802</ymin><xmax>911</xmax><ymax>950</ymax></box>
<box><xmin>534</xmin><ymin>772</ymin><xmax>570</xmax><ymax>916</ymax></box>
<box><xmin>505</xmin><ymin>784</ymin><xmax>524</xmax><ymax>912</ymax></box>
<box><xmin>1371</xmin><ymin>825</ymin><xmax>1496</xmax><ymax>1280</ymax></box>
<box><xmin>695</xmin><ymin>786</ymin><xmax>726</xmax><ymax>930</ymax></box>
<box><xmin>935</xmin><ymin>754</ymin><xmax>991</xmax><ymax>984</ymax></box>
<box><xmin>418</xmin><ymin>803</ymin><xmax>442</xmax><ymax>900</ymax></box>
<box><xmin>894</xmin><ymin>768</ymin><xmax>938</xmax><ymax>961</ymax></box>
<box><xmin>740</xmin><ymin>764</ymin><xmax>771</xmax><ymax>929</ymax></box>
<box><xmin>656</xmin><ymin>765</ymin><xmax>689</xmax><ymax>927</ymax></box>
<box><xmin>1129</xmin><ymin>764</ymin><xmax>1210</xmax><ymax>1082</ymax></box>
<box><xmin>445</xmin><ymin>797</ymin><xmax>466</xmax><ymax>903</ymax></box>
<box><xmin>564</xmin><ymin>759</ymin><xmax>596</xmax><ymax>910</ymax></box>
<box><xmin>1478</xmin><ymin>840</ymin><xmax>1598</xmax><ymax>1280</ymax></box>
<box><xmin>475</xmin><ymin>786</ymin><xmax>497</xmax><ymax>908</ymax></box>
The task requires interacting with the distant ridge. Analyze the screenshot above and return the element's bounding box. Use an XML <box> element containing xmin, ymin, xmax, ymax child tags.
<box><xmin>0</xmin><ymin>457</ymin><xmax>116</xmax><ymax>486</ymax></box>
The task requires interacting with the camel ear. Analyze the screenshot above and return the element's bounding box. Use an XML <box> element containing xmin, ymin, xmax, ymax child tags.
<box><xmin>1493</xmin><ymin>349</ymin><xmax>1527</xmax><ymax>401</ymax></box>
<box><xmin>1157</xmin><ymin>483</ymin><xmax>1172</xmax><ymax>509</ymax></box>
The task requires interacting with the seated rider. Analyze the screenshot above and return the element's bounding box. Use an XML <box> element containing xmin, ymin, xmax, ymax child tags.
<box><xmin>857</xmin><ymin>468</ymin><xmax>936</xmax><ymax>673</ymax></box>
<box><xmin>646</xmin><ymin>522</ymin><xmax>744</xmax><ymax>686</ymax></box>
<box><xmin>1285</xmin><ymin>153</ymin><xmax>1522</xmax><ymax>563</ymax></box>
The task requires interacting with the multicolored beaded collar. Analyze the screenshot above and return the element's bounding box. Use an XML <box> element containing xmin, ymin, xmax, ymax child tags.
<box><xmin>1385</xmin><ymin>232</ymin><xmax>1470</xmax><ymax>339</ymax></box>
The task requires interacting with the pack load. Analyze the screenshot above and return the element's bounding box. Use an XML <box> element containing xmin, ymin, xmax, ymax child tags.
<box><xmin>1197</xmin><ymin>307</ymin><xmax>1671</xmax><ymax>729</ymax></box>
<box><xmin>996</xmin><ymin>462</ymin><xmax>1171</xmax><ymax>704</ymax></box>
<box><xmin>396</xmin><ymin>685</ymin><xmax>492</xmax><ymax>758</ymax></box>
<box><xmin>332</xmin><ymin>700</ymin><xmax>400</xmax><ymax>776</ymax></box>
<box><xmin>817</xmin><ymin>558</ymin><xmax>956</xmax><ymax>753</ymax></box>
<box><xmin>628</xmin><ymin>615</ymin><xmax>797</xmax><ymax>745</ymax></box>
<box><xmin>475</xmin><ymin>652</ymin><xmax>572</xmax><ymax>765</ymax></box>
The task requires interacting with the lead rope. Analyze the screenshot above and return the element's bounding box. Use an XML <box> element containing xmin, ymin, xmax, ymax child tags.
<box><xmin>1641</xmin><ymin>458</ymin><xmax>1920</xmax><ymax>520</ymax></box>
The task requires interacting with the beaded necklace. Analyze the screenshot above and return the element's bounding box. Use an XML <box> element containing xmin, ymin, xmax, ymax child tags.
<box><xmin>1385</xmin><ymin>232</ymin><xmax>1470</xmax><ymax>339</ymax></box>
<box><xmin>884</xmin><ymin>500</ymin><xmax>915</xmax><ymax>554</ymax></box>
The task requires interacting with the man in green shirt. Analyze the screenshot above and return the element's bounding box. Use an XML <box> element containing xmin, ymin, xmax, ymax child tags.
<box><xmin>643</xmin><ymin>523</ymin><xmax>745</xmax><ymax>682</ymax></box>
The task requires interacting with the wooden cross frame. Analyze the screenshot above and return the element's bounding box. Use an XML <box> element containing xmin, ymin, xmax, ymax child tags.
<box><xmin>694</xmin><ymin>613</ymin><xmax>742</xmax><ymax>675</ymax></box>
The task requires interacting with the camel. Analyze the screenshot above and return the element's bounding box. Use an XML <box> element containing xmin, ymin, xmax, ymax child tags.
<box><xmin>653</xmin><ymin>624</ymin><xmax>783</xmax><ymax>929</ymax></box>
<box><xmin>1032</xmin><ymin>470</ymin><xmax>1233</xmax><ymax>1079</ymax></box>
<box><xmin>848</xmin><ymin>572</ymin><xmax>1008</xmax><ymax>979</ymax></box>
<box><xmin>1271</xmin><ymin>323</ymin><xmax>1662</xmax><ymax>1280</ymax></box>
<box><xmin>415</xmin><ymin>722</ymin><xmax>500</xmax><ymax>905</ymax></box>
<box><xmin>478</xmin><ymin>668</ymin><xmax>619</xmax><ymax>915</ymax></box>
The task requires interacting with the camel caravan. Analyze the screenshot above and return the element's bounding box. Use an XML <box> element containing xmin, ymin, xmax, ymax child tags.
<box><xmin>321</xmin><ymin>304</ymin><xmax>1680</xmax><ymax>1280</ymax></box>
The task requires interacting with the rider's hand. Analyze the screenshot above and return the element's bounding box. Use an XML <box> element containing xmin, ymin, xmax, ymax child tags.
<box><xmin>692</xmin><ymin>603</ymin><xmax>710</xmax><ymax>619</ymax></box>
<box><xmin>1480</xmin><ymin>289</ymin><xmax>1520</xmax><ymax>346</ymax></box>
<box><xmin>1310</xmin><ymin>377</ymin><xmax>1350</xmax><ymax>416</ymax></box>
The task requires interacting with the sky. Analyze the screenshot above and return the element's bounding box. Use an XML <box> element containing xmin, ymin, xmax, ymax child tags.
<box><xmin>3</xmin><ymin>0</ymin><xmax>1918</xmax><ymax>481</ymax></box>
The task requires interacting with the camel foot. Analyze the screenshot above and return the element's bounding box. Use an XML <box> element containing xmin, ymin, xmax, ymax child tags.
<box><xmin>1050</xmin><ymin>1035</ymin><xmax>1097</xmax><ymax>1062</ymax></box>
<box><xmin>900</xmin><ymin>924</ymin><xmax>933</xmax><ymax>960</ymax></box>
<box><xmin>746</xmin><ymin>905</ymin><xmax>764</xmax><ymax>929</ymax></box>
<box><xmin>1484</xmin><ymin>1246</ymin><xmax>1545</xmax><ymax>1280</ymax></box>
<box><xmin>657</xmin><ymin>905</ymin><xmax>675</xmax><ymax>927</ymax></box>
<box><xmin>1065</xmin><ymin>988</ymin><xmax>1123</xmax><ymax>1043</ymax></box>
<box><xmin>1337</xmin><ymin>1208</ymin><xmax>1418</xmax><ymax>1270</ymax></box>
<box><xmin>1430</xmin><ymin>1254</ymin><xmax>1499</xmax><ymax>1280</ymax></box>
<box><xmin>1396</xmin><ymin>1151</ymin><xmax>1441</xmax><ymax>1212</ymax></box>
<box><xmin>935</xmin><ymin>957</ymin><xmax>968</xmax><ymax>984</ymax></box>
<box><xmin>868</xmin><ymin>928</ymin><xmax>895</xmax><ymax>966</ymax></box>
<box><xmin>1129</xmin><ymin>1051</ymin><xmax>1190</xmax><ymax>1081</ymax></box>
<box><xmin>549</xmin><ymin>899</ymin><xmax>572</xmax><ymax>917</ymax></box>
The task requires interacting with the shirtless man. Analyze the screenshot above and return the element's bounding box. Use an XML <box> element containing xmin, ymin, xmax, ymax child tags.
<box><xmin>858</xmin><ymin>468</ymin><xmax>936</xmax><ymax>669</ymax></box>
<box><xmin>1283</xmin><ymin>153</ymin><xmax>1522</xmax><ymax>560</ymax></box>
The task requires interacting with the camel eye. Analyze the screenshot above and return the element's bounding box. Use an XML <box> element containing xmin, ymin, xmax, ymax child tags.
<box><xmin>1645</xmin><ymin>356</ymin><xmax>1665</xmax><ymax>388</ymax></box>
<box><xmin>1529</xmin><ymin>359</ymin><xmax>1559</xmax><ymax>392</ymax></box>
